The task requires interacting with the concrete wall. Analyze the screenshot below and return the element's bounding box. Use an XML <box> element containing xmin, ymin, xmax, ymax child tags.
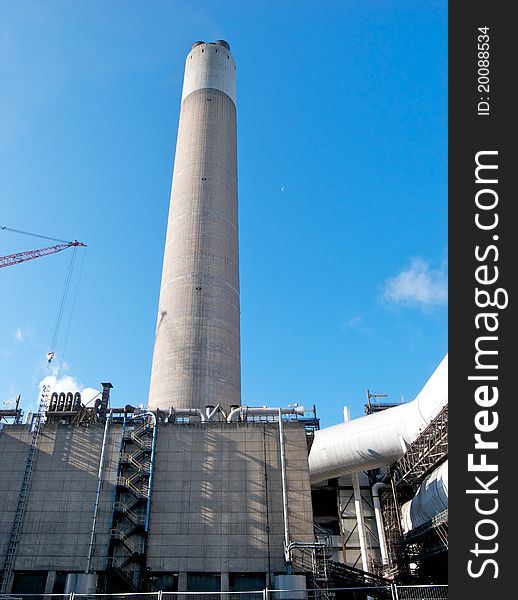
<box><xmin>147</xmin><ymin>421</ymin><xmax>314</xmax><ymax>581</ymax></box>
<box><xmin>182</xmin><ymin>42</ymin><xmax>236</xmax><ymax>103</ymax></box>
<box><xmin>0</xmin><ymin>424</ymin><xmax>120</xmax><ymax>575</ymax></box>
<box><xmin>0</xmin><ymin>420</ymin><xmax>314</xmax><ymax>591</ymax></box>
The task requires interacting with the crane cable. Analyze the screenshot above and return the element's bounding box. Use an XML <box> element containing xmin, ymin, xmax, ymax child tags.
<box><xmin>1</xmin><ymin>225</ymin><xmax>72</xmax><ymax>244</ymax></box>
<box><xmin>59</xmin><ymin>245</ymin><xmax>87</xmax><ymax>370</ymax></box>
<box><xmin>1</xmin><ymin>226</ymin><xmax>86</xmax><ymax>368</ymax></box>
<box><xmin>49</xmin><ymin>245</ymin><xmax>78</xmax><ymax>365</ymax></box>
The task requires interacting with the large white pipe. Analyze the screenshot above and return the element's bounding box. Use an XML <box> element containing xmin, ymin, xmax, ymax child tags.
<box><xmin>342</xmin><ymin>406</ymin><xmax>370</xmax><ymax>573</ymax></box>
<box><xmin>86</xmin><ymin>411</ymin><xmax>112</xmax><ymax>574</ymax></box>
<box><xmin>352</xmin><ymin>473</ymin><xmax>370</xmax><ymax>572</ymax></box>
<box><xmin>372</xmin><ymin>482</ymin><xmax>390</xmax><ymax>567</ymax></box>
<box><xmin>278</xmin><ymin>408</ymin><xmax>291</xmax><ymax>567</ymax></box>
<box><xmin>167</xmin><ymin>407</ymin><xmax>207</xmax><ymax>422</ymax></box>
<box><xmin>400</xmin><ymin>460</ymin><xmax>448</xmax><ymax>534</ymax></box>
<box><xmin>308</xmin><ymin>354</ymin><xmax>448</xmax><ymax>484</ymax></box>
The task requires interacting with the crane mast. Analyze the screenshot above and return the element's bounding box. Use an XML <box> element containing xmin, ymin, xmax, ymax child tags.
<box><xmin>0</xmin><ymin>241</ymin><xmax>86</xmax><ymax>269</ymax></box>
<box><xmin>0</xmin><ymin>226</ymin><xmax>86</xmax><ymax>269</ymax></box>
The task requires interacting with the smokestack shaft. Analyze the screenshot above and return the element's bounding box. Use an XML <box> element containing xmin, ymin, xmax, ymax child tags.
<box><xmin>148</xmin><ymin>42</ymin><xmax>240</xmax><ymax>412</ymax></box>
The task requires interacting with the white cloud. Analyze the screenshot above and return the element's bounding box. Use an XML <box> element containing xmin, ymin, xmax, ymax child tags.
<box><xmin>382</xmin><ymin>258</ymin><xmax>447</xmax><ymax>308</ymax></box>
<box><xmin>47</xmin><ymin>361</ymin><xmax>70</xmax><ymax>377</ymax></box>
<box><xmin>12</xmin><ymin>325</ymin><xmax>29</xmax><ymax>341</ymax></box>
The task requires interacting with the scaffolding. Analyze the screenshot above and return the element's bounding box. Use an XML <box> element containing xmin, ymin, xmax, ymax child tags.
<box><xmin>0</xmin><ymin>386</ymin><xmax>50</xmax><ymax>592</ymax></box>
<box><xmin>402</xmin><ymin>509</ymin><xmax>448</xmax><ymax>561</ymax></box>
<box><xmin>364</xmin><ymin>390</ymin><xmax>401</xmax><ymax>416</ymax></box>
<box><xmin>392</xmin><ymin>406</ymin><xmax>448</xmax><ymax>487</ymax></box>
<box><xmin>290</xmin><ymin>522</ymin><xmax>391</xmax><ymax>597</ymax></box>
<box><xmin>0</xmin><ymin>396</ymin><xmax>23</xmax><ymax>425</ymax></box>
<box><xmin>378</xmin><ymin>406</ymin><xmax>448</xmax><ymax>579</ymax></box>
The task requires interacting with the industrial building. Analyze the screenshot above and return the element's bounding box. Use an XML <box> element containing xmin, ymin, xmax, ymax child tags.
<box><xmin>0</xmin><ymin>41</ymin><xmax>448</xmax><ymax>597</ymax></box>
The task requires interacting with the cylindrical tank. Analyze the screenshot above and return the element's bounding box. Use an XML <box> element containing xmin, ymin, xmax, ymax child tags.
<box><xmin>401</xmin><ymin>461</ymin><xmax>448</xmax><ymax>533</ymax></box>
<box><xmin>65</xmin><ymin>573</ymin><xmax>97</xmax><ymax>594</ymax></box>
<box><xmin>148</xmin><ymin>41</ymin><xmax>240</xmax><ymax>412</ymax></box>
<box><xmin>273</xmin><ymin>575</ymin><xmax>307</xmax><ymax>600</ymax></box>
<box><xmin>64</xmin><ymin>574</ymin><xmax>77</xmax><ymax>594</ymax></box>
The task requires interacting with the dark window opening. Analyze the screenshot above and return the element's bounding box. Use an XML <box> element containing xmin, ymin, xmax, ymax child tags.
<box><xmin>12</xmin><ymin>571</ymin><xmax>48</xmax><ymax>595</ymax></box>
<box><xmin>229</xmin><ymin>573</ymin><xmax>266</xmax><ymax>592</ymax></box>
<box><xmin>52</xmin><ymin>572</ymin><xmax>70</xmax><ymax>594</ymax></box>
<box><xmin>149</xmin><ymin>573</ymin><xmax>178</xmax><ymax>592</ymax></box>
<box><xmin>312</xmin><ymin>482</ymin><xmax>339</xmax><ymax>517</ymax></box>
<box><xmin>187</xmin><ymin>573</ymin><xmax>220</xmax><ymax>592</ymax></box>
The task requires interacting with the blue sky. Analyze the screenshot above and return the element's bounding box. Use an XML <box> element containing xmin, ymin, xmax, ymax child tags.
<box><xmin>0</xmin><ymin>0</ymin><xmax>447</xmax><ymax>428</ymax></box>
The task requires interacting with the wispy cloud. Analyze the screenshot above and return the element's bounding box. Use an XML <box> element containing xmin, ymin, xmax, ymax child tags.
<box><xmin>12</xmin><ymin>325</ymin><xmax>30</xmax><ymax>341</ymax></box>
<box><xmin>341</xmin><ymin>314</ymin><xmax>374</xmax><ymax>337</ymax></box>
<box><xmin>382</xmin><ymin>258</ymin><xmax>447</xmax><ymax>309</ymax></box>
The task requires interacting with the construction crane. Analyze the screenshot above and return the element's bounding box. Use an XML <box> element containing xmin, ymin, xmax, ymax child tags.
<box><xmin>0</xmin><ymin>226</ymin><xmax>86</xmax><ymax>269</ymax></box>
<box><xmin>1</xmin><ymin>225</ymin><xmax>87</xmax><ymax>367</ymax></box>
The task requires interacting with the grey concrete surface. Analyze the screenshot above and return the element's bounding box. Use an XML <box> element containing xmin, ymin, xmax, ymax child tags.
<box><xmin>148</xmin><ymin>42</ymin><xmax>240</xmax><ymax>412</ymax></box>
<box><xmin>0</xmin><ymin>424</ymin><xmax>120</xmax><ymax>573</ymax></box>
<box><xmin>0</xmin><ymin>420</ymin><xmax>314</xmax><ymax>590</ymax></box>
<box><xmin>147</xmin><ymin>421</ymin><xmax>314</xmax><ymax>577</ymax></box>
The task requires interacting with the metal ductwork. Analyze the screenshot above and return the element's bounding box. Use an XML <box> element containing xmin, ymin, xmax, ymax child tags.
<box><xmin>226</xmin><ymin>405</ymin><xmax>305</xmax><ymax>422</ymax></box>
<box><xmin>308</xmin><ymin>354</ymin><xmax>448</xmax><ymax>484</ymax></box>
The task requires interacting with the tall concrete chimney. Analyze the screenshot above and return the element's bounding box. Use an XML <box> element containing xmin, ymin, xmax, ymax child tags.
<box><xmin>148</xmin><ymin>41</ymin><xmax>240</xmax><ymax>412</ymax></box>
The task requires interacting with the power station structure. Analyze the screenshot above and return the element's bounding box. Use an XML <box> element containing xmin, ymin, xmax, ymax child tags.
<box><xmin>148</xmin><ymin>39</ymin><xmax>240</xmax><ymax>414</ymax></box>
<box><xmin>0</xmin><ymin>41</ymin><xmax>448</xmax><ymax>597</ymax></box>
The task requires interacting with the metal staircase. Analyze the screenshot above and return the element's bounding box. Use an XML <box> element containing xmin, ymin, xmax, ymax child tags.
<box><xmin>290</xmin><ymin>523</ymin><xmax>390</xmax><ymax>599</ymax></box>
<box><xmin>0</xmin><ymin>385</ymin><xmax>50</xmax><ymax>592</ymax></box>
<box><xmin>107</xmin><ymin>413</ymin><xmax>157</xmax><ymax>591</ymax></box>
<box><xmin>291</xmin><ymin>544</ymin><xmax>333</xmax><ymax>600</ymax></box>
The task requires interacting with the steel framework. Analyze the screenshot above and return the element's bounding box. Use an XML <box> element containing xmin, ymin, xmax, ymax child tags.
<box><xmin>392</xmin><ymin>405</ymin><xmax>448</xmax><ymax>487</ymax></box>
<box><xmin>0</xmin><ymin>386</ymin><xmax>50</xmax><ymax>592</ymax></box>
<box><xmin>0</xmin><ymin>241</ymin><xmax>86</xmax><ymax>269</ymax></box>
<box><xmin>375</xmin><ymin>405</ymin><xmax>449</xmax><ymax>576</ymax></box>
